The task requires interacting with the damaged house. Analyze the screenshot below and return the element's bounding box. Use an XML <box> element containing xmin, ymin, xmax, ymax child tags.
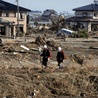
<box><xmin>0</xmin><ymin>0</ymin><xmax>31</xmax><ymax>37</ymax></box>
<box><xmin>67</xmin><ymin>0</ymin><xmax>98</xmax><ymax>32</ymax></box>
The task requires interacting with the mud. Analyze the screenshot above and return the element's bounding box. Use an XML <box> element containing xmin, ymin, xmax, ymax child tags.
<box><xmin>0</xmin><ymin>37</ymin><xmax>98</xmax><ymax>98</ymax></box>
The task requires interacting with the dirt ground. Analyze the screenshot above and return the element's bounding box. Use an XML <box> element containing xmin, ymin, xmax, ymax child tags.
<box><xmin>0</xmin><ymin>36</ymin><xmax>98</xmax><ymax>98</ymax></box>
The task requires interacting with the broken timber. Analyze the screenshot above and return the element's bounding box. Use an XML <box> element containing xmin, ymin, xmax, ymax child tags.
<box><xmin>89</xmin><ymin>46</ymin><xmax>98</xmax><ymax>50</ymax></box>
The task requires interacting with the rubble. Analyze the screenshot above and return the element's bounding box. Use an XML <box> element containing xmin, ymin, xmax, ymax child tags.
<box><xmin>0</xmin><ymin>37</ymin><xmax>97</xmax><ymax>97</ymax></box>
<box><xmin>35</xmin><ymin>36</ymin><xmax>60</xmax><ymax>50</ymax></box>
<box><xmin>70</xmin><ymin>54</ymin><xmax>85</xmax><ymax>64</ymax></box>
<box><xmin>35</xmin><ymin>36</ymin><xmax>47</xmax><ymax>45</ymax></box>
<box><xmin>0</xmin><ymin>37</ymin><xmax>3</xmax><ymax>46</ymax></box>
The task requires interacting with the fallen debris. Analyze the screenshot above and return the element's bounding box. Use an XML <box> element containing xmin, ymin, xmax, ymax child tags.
<box><xmin>35</xmin><ymin>36</ymin><xmax>47</xmax><ymax>45</ymax></box>
<box><xmin>35</xmin><ymin>36</ymin><xmax>60</xmax><ymax>50</ymax></box>
<box><xmin>20</xmin><ymin>45</ymin><xmax>30</xmax><ymax>50</ymax></box>
<box><xmin>70</xmin><ymin>54</ymin><xmax>85</xmax><ymax>64</ymax></box>
<box><xmin>0</xmin><ymin>37</ymin><xmax>97</xmax><ymax>98</ymax></box>
<box><xmin>89</xmin><ymin>46</ymin><xmax>98</xmax><ymax>49</ymax></box>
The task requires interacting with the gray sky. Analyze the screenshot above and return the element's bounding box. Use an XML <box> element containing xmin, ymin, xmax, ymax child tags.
<box><xmin>4</xmin><ymin>0</ymin><xmax>93</xmax><ymax>13</ymax></box>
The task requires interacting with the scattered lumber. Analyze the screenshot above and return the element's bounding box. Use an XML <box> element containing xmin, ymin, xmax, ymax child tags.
<box><xmin>89</xmin><ymin>46</ymin><xmax>98</xmax><ymax>50</ymax></box>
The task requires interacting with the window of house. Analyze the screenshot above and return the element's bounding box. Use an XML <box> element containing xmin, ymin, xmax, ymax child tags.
<box><xmin>19</xmin><ymin>13</ymin><xmax>24</xmax><ymax>19</ymax></box>
<box><xmin>6</xmin><ymin>12</ymin><xmax>9</xmax><ymax>17</ymax></box>
<box><xmin>94</xmin><ymin>13</ymin><xmax>97</xmax><ymax>17</ymax></box>
<box><xmin>13</xmin><ymin>12</ymin><xmax>16</xmax><ymax>17</ymax></box>
<box><xmin>3</xmin><ymin>12</ymin><xmax>9</xmax><ymax>17</ymax></box>
<box><xmin>0</xmin><ymin>11</ymin><xmax>2</xmax><ymax>17</ymax></box>
<box><xmin>82</xmin><ymin>13</ymin><xmax>88</xmax><ymax>17</ymax></box>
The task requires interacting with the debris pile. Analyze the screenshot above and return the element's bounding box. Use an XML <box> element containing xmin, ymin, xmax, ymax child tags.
<box><xmin>35</xmin><ymin>36</ymin><xmax>46</xmax><ymax>45</ymax></box>
<box><xmin>46</xmin><ymin>38</ymin><xmax>60</xmax><ymax>50</ymax></box>
<box><xmin>0</xmin><ymin>37</ymin><xmax>97</xmax><ymax>97</ymax></box>
<box><xmin>35</xmin><ymin>36</ymin><xmax>59</xmax><ymax>50</ymax></box>
<box><xmin>71</xmin><ymin>54</ymin><xmax>85</xmax><ymax>64</ymax></box>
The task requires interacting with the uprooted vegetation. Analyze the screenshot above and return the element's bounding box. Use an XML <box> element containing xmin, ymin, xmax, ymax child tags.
<box><xmin>0</xmin><ymin>37</ymin><xmax>98</xmax><ymax>98</ymax></box>
<box><xmin>0</xmin><ymin>64</ymin><xmax>98</xmax><ymax>98</ymax></box>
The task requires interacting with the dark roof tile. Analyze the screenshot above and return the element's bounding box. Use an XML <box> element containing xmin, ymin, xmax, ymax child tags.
<box><xmin>73</xmin><ymin>3</ymin><xmax>98</xmax><ymax>11</ymax></box>
<box><xmin>0</xmin><ymin>0</ymin><xmax>31</xmax><ymax>11</ymax></box>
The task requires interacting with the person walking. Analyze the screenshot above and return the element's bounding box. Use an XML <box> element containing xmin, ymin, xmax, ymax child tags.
<box><xmin>40</xmin><ymin>45</ymin><xmax>50</xmax><ymax>69</ymax></box>
<box><xmin>56</xmin><ymin>47</ymin><xmax>65</xmax><ymax>68</ymax></box>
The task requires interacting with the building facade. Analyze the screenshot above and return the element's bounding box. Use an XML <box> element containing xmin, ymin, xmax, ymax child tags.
<box><xmin>0</xmin><ymin>0</ymin><xmax>31</xmax><ymax>37</ymax></box>
<box><xmin>67</xmin><ymin>1</ymin><xmax>98</xmax><ymax>32</ymax></box>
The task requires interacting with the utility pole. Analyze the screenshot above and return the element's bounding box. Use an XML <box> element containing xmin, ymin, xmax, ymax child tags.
<box><xmin>17</xmin><ymin>0</ymin><xmax>19</xmax><ymax>37</ymax></box>
<box><xmin>94</xmin><ymin>0</ymin><xmax>98</xmax><ymax>4</ymax></box>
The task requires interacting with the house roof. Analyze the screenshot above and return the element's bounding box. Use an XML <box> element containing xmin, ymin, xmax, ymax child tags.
<box><xmin>66</xmin><ymin>16</ymin><xmax>98</xmax><ymax>22</ymax></box>
<box><xmin>73</xmin><ymin>3</ymin><xmax>98</xmax><ymax>11</ymax></box>
<box><xmin>0</xmin><ymin>0</ymin><xmax>31</xmax><ymax>11</ymax></box>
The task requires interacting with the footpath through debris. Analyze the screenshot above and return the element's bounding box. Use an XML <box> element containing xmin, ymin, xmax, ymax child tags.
<box><xmin>0</xmin><ymin>37</ymin><xmax>98</xmax><ymax>98</ymax></box>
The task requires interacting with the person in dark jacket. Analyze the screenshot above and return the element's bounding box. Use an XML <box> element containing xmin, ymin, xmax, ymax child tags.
<box><xmin>40</xmin><ymin>45</ymin><xmax>50</xmax><ymax>68</ymax></box>
<box><xmin>56</xmin><ymin>47</ymin><xmax>65</xmax><ymax>68</ymax></box>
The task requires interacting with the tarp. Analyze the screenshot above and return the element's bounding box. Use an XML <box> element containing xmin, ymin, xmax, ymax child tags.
<box><xmin>57</xmin><ymin>28</ymin><xmax>74</xmax><ymax>35</ymax></box>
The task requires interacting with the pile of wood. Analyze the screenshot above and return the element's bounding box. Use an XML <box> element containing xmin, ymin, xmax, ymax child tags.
<box><xmin>35</xmin><ymin>36</ymin><xmax>59</xmax><ymax>50</ymax></box>
<box><xmin>71</xmin><ymin>54</ymin><xmax>85</xmax><ymax>64</ymax></box>
<box><xmin>35</xmin><ymin>36</ymin><xmax>46</xmax><ymax>46</ymax></box>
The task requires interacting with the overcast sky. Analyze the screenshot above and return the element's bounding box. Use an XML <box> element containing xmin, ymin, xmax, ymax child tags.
<box><xmin>4</xmin><ymin>0</ymin><xmax>93</xmax><ymax>13</ymax></box>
